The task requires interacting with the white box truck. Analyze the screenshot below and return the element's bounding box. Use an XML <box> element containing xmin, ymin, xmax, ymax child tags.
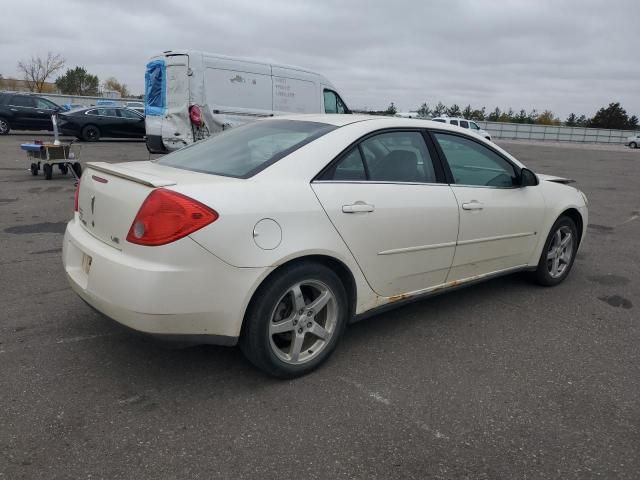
<box><xmin>144</xmin><ymin>50</ymin><xmax>350</xmax><ymax>153</ymax></box>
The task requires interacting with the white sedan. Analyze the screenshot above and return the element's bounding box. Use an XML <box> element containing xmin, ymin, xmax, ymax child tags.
<box><xmin>63</xmin><ymin>115</ymin><xmax>588</xmax><ymax>377</ymax></box>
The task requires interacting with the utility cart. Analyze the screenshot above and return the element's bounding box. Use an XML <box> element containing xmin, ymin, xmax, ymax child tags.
<box><xmin>20</xmin><ymin>141</ymin><xmax>82</xmax><ymax>180</ymax></box>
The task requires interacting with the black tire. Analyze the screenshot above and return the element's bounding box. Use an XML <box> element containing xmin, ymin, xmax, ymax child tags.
<box><xmin>0</xmin><ymin>117</ymin><xmax>9</xmax><ymax>135</ymax></box>
<box><xmin>72</xmin><ymin>162</ymin><xmax>82</xmax><ymax>177</ymax></box>
<box><xmin>43</xmin><ymin>163</ymin><xmax>53</xmax><ymax>180</ymax></box>
<box><xmin>59</xmin><ymin>164</ymin><xmax>68</xmax><ymax>175</ymax></box>
<box><xmin>30</xmin><ymin>163</ymin><xmax>38</xmax><ymax>176</ymax></box>
<box><xmin>240</xmin><ymin>262</ymin><xmax>349</xmax><ymax>378</ymax></box>
<box><xmin>533</xmin><ymin>216</ymin><xmax>579</xmax><ymax>286</ymax></box>
<box><xmin>630</xmin><ymin>142</ymin><xmax>638</xmax><ymax>149</ymax></box>
<box><xmin>82</xmin><ymin>125</ymin><xmax>100</xmax><ymax>142</ymax></box>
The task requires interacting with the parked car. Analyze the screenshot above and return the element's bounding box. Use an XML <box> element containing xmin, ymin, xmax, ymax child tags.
<box><xmin>123</xmin><ymin>101</ymin><xmax>145</xmax><ymax>115</ymax></box>
<box><xmin>63</xmin><ymin>115</ymin><xmax>588</xmax><ymax>377</ymax></box>
<box><xmin>0</xmin><ymin>92</ymin><xmax>61</xmax><ymax>134</ymax></box>
<box><xmin>58</xmin><ymin>106</ymin><xmax>145</xmax><ymax>141</ymax></box>
<box><xmin>432</xmin><ymin>116</ymin><xmax>492</xmax><ymax>141</ymax></box>
<box><xmin>626</xmin><ymin>133</ymin><xmax>640</xmax><ymax>148</ymax></box>
<box><xmin>144</xmin><ymin>50</ymin><xmax>350</xmax><ymax>153</ymax></box>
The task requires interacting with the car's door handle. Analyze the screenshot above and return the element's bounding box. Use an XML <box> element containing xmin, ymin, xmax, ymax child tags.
<box><xmin>10</xmin><ymin>108</ymin><xmax>18</xmax><ymax>112</ymax></box>
<box><xmin>462</xmin><ymin>201</ymin><xmax>484</xmax><ymax>210</ymax></box>
<box><xmin>342</xmin><ymin>203</ymin><xmax>375</xmax><ymax>213</ymax></box>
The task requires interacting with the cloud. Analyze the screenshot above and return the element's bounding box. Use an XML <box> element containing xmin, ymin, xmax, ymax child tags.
<box><xmin>0</xmin><ymin>0</ymin><xmax>637</xmax><ymax>118</ymax></box>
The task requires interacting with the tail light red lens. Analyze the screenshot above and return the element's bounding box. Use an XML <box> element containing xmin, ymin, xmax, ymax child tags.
<box><xmin>74</xmin><ymin>181</ymin><xmax>80</xmax><ymax>212</ymax></box>
<box><xmin>126</xmin><ymin>189</ymin><xmax>218</xmax><ymax>246</ymax></box>
<box><xmin>189</xmin><ymin>104</ymin><xmax>202</xmax><ymax>125</ymax></box>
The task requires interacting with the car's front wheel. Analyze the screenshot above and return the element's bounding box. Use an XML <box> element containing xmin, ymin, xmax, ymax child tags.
<box><xmin>630</xmin><ymin>142</ymin><xmax>638</xmax><ymax>149</ymax></box>
<box><xmin>240</xmin><ymin>262</ymin><xmax>348</xmax><ymax>378</ymax></box>
<box><xmin>534</xmin><ymin>216</ymin><xmax>578</xmax><ymax>286</ymax></box>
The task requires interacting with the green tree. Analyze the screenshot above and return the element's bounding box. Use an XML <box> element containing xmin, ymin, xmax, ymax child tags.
<box><xmin>588</xmin><ymin>102</ymin><xmax>630</xmax><ymax>129</ymax></box>
<box><xmin>384</xmin><ymin>102</ymin><xmax>397</xmax><ymax>115</ymax></box>
<box><xmin>433</xmin><ymin>101</ymin><xmax>446</xmax><ymax>116</ymax></box>
<box><xmin>627</xmin><ymin>115</ymin><xmax>638</xmax><ymax>130</ymax></box>
<box><xmin>487</xmin><ymin>107</ymin><xmax>501</xmax><ymax>122</ymax></box>
<box><xmin>446</xmin><ymin>104</ymin><xmax>461</xmax><ymax>117</ymax></box>
<box><xmin>417</xmin><ymin>103</ymin><xmax>432</xmax><ymax>118</ymax></box>
<box><xmin>565</xmin><ymin>113</ymin><xmax>577</xmax><ymax>127</ymax></box>
<box><xmin>469</xmin><ymin>107</ymin><xmax>486</xmax><ymax>121</ymax></box>
<box><xmin>462</xmin><ymin>104</ymin><xmax>472</xmax><ymax>119</ymax></box>
<box><xmin>575</xmin><ymin>115</ymin><xmax>589</xmax><ymax>127</ymax></box>
<box><xmin>514</xmin><ymin>109</ymin><xmax>528</xmax><ymax>123</ymax></box>
<box><xmin>55</xmin><ymin>66</ymin><xmax>99</xmax><ymax>95</ymax></box>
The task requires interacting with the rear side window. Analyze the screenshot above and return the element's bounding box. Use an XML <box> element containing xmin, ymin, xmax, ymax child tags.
<box><xmin>449</xmin><ymin>120</ymin><xmax>459</xmax><ymax>126</ymax></box>
<box><xmin>459</xmin><ymin>120</ymin><xmax>469</xmax><ymax>128</ymax></box>
<box><xmin>11</xmin><ymin>96</ymin><xmax>36</xmax><ymax>107</ymax></box>
<box><xmin>323</xmin><ymin>131</ymin><xmax>437</xmax><ymax>183</ymax></box>
<box><xmin>432</xmin><ymin>119</ymin><xmax>446</xmax><ymax>123</ymax></box>
<box><xmin>96</xmin><ymin>108</ymin><xmax>117</xmax><ymax>116</ymax></box>
<box><xmin>157</xmin><ymin>120</ymin><xmax>336</xmax><ymax>178</ymax></box>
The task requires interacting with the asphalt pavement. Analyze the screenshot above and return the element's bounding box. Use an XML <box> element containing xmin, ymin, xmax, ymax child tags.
<box><xmin>1</xmin><ymin>133</ymin><xmax>638</xmax><ymax>479</ymax></box>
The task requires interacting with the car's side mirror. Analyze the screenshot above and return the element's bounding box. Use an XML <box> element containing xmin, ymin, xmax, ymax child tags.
<box><xmin>520</xmin><ymin>167</ymin><xmax>539</xmax><ymax>187</ymax></box>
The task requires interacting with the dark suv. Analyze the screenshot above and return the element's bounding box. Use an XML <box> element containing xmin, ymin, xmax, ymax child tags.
<box><xmin>0</xmin><ymin>92</ymin><xmax>61</xmax><ymax>134</ymax></box>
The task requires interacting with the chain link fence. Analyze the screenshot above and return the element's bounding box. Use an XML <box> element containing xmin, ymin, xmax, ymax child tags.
<box><xmin>477</xmin><ymin>121</ymin><xmax>638</xmax><ymax>145</ymax></box>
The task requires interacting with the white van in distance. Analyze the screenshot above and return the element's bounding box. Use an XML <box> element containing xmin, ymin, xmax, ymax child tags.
<box><xmin>432</xmin><ymin>116</ymin><xmax>492</xmax><ymax>141</ymax></box>
<box><xmin>144</xmin><ymin>50</ymin><xmax>350</xmax><ymax>153</ymax></box>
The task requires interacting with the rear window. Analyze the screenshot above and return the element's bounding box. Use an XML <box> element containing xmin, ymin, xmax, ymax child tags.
<box><xmin>432</xmin><ymin>119</ymin><xmax>446</xmax><ymax>123</ymax></box>
<box><xmin>157</xmin><ymin>120</ymin><xmax>336</xmax><ymax>178</ymax></box>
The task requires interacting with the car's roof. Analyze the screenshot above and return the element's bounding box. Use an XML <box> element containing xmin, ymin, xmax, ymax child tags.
<box><xmin>266</xmin><ymin>114</ymin><xmax>473</xmax><ymax>133</ymax></box>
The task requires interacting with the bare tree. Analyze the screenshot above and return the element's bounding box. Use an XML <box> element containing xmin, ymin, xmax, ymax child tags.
<box><xmin>103</xmin><ymin>77</ymin><xmax>130</xmax><ymax>98</ymax></box>
<box><xmin>17</xmin><ymin>52</ymin><xmax>65</xmax><ymax>92</ymax></box>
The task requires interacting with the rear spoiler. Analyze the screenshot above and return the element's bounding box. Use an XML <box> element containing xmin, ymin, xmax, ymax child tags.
<box><xmin>86</xmin><ymin>162</ymin><xmax>176</xmax><ymax>188</ymax></box>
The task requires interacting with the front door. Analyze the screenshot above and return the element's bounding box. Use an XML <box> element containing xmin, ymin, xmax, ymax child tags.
<box><xmin>312</xmin><ymin>130</ymin><xmax>459</xmax><ymax>297</ymax></box>
<box><xmin>431</xmin><ymin>131</ymin><xmax>545</xmax><ymax>280</ymax></box>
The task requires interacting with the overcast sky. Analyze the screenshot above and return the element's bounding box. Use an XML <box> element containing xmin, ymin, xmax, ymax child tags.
<box><xmin>1</xmin><ymin>0</ymin><xmax>637</xmax><ymax>118</ymax></box>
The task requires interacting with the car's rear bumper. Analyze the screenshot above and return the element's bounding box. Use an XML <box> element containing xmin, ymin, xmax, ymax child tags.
<box><xmin>63</xmin><ymin>217</ymin><xmax>269</xmax><ymax>343</ymax></box>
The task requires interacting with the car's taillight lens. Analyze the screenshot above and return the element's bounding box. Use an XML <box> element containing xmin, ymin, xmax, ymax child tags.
<box><xmin>189</xmin><ymin>104</ymin><xmax>202</xmax><ymax>125</ymax></box>
<box><xmin>126</xmin><ymin>189</ymin><xmax>218</xmax><ymax>246</ymax></box>
<box><xmin>74</xmin><ymin>181</ymin><xmax>80</xmax><ymax>212</ymax></box>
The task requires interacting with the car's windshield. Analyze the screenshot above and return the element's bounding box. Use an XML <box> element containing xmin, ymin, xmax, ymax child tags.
<box><xmin>157</xmin><ymin>120</ymin><xmax>336</xmax><ymax>178</ymax></box>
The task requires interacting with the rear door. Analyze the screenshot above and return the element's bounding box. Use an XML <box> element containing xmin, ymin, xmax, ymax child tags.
<box><xmin>8</xmin><ymin>95</ymin><xmax>38</xmax><ymax>129</ymax></box>
<box><xmin>312</xmin><ymin>130</ymin><xmax>459</xmax><ymax>297</ymax></box>
<box><xmin>162</xmin><ymin>54</ymin><xmax>190</xmax><ymax>149</ymax></box>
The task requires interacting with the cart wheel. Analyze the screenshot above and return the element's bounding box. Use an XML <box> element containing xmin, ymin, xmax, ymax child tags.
<box><xmin>30</xmin><ymin>163</ymin><xmax>38</xmax><ymax>176</ymax></box>
<box><xmin>72</xmin><ymin>162</ymin><xmax>82</xmax><ymax>178</ymax></box>
<box><xmin>43</xmin><ymin>164</ymin><xmax>53</xmax><ymax>180</ymax></box>
<box><xmin>59</xmin><ymin>164</ymin><xmax>68</xmax><ymax>175</ymax></box>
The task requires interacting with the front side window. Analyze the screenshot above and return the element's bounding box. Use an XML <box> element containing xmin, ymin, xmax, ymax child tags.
<box><xmin>324</xmin><ymin>131</ymin><xmax>437</xmax><ymax>183</ymax></box>
<box><xmin>323</xmin><ymin>89</ymin><xmax>347</xmax><ymax>114</ymax></box>
<box><xmin>35</xmin><ymin>98</ymin><xmax>57</xmax><ymax>110</ymax></box>
<box><xmin>433</xmin><ymin>132</ymin><xmax>518</xmax><ymax>188</ymax></box>
<box><xmin>469</xmin><ymin>122</ymin><xmax>480</xmax><ymax>130</ymax></box>
<box><xmin>96</xmin><ymin>108</ymin><xmax>117</xmax><ymax>117</ymax></box>
<box><xmin>157</xmin><ymin>120</ymin><xmax>336</xmax><ymax>178</ymax></box>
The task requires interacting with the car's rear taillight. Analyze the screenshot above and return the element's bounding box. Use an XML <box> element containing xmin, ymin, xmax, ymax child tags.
<box><xmin>189</xmin><ymin>104</ymin><xmax>202</xmax><ymax>126</ymax></box>
<box><xmin>126</xmin><ymin>189</ymin><xmax>218</xmax><ymax>246</ymax></box>
<box><xmin>74</xmin><ymin>181</ymin><xmax>80</xmax><ymax>212</ymax></box>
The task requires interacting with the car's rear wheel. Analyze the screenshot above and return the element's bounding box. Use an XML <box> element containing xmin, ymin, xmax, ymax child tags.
<box><xmin>630</xmin><ymin>142</ymin><xmax>638</xmax><ymax>149</ymax></box>
<box><xmin>534</xmin><ymin>216</ymin><xmax>578</xmax><ymax>286</ymax></box>
<box><xmin>0</xmin><ymin>117</ymin><xmax>10</xmax><ymax>135</ymax></box>
<box><xmin>240</xmin><ymin>262</ymin><xmax>348</xmax><ymax>378</ymax></box>
<box><xmin>82</xmin><ymin>125</ymin><xmax>100</xmax><ymax>142</ymax></box>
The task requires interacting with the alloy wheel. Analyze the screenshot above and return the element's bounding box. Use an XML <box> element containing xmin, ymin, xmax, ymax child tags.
<box><xmin>546</xmin><ymin>226</ymin><xmax>573</xmax><ymax>278</ymax></box>
<box><xmin>0</xmin><ymin>119</ymin><xmax>9</xmax><ymax>134</ymax></box>
<box><xmin>268</xmin><ymin>280</ymin><xmax>338</xmax><ymax>365</ymax></box>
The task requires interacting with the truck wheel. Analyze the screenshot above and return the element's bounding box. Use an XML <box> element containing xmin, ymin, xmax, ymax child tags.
<box><xmin>72</xmin><ymin>162</ymin><xmax>82</xmax><ymax>177</ymax></box>
<box><xmin>82</xmin><ymin>125</ymin><xmax>100</xmax><ymax>142</ymax></box>
<box><xmin>43</xmin><ymin>164</ymin><xmax>53</xmax><ymax>180</ymax></box>
<box><xmin>0</xmin><ymin>117</ymin><xmax>10</xmax><ymax>135</ymax></box>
